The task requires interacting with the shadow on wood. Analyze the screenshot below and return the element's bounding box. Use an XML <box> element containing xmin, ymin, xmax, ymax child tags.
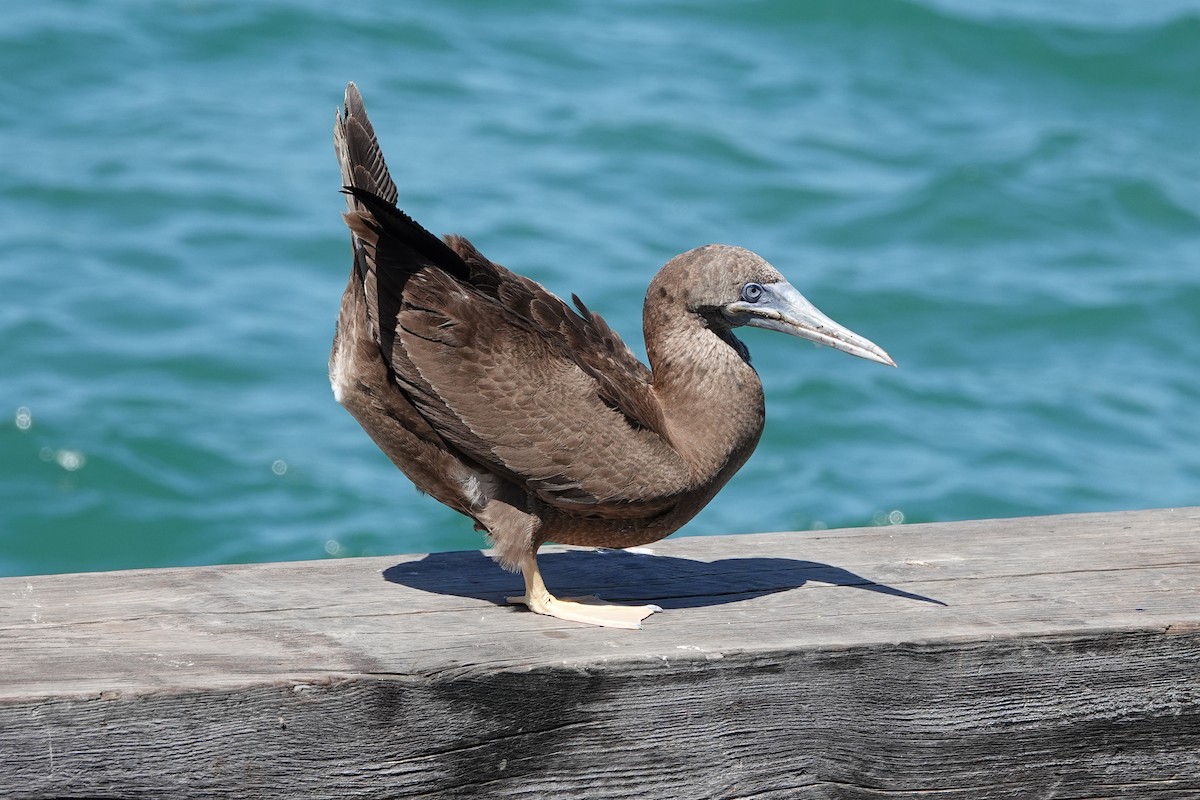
<box><xmin>382</xmin><ymin>548</ymin><xmax>947</xmax><ymax>610</ymax></box>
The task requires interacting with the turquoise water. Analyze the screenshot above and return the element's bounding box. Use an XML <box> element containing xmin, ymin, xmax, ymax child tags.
<box><xmin>3</xmin><ymin>1</ymin><xmax>1199</xmax><ymax>578</ymax></box>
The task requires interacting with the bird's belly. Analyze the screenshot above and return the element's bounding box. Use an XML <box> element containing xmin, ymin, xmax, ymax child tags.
<box><xmin>535</xmin><ymin>424</ymin><xmax>759</xmax><ymax>551</ymax></box>
<box><xmin>537</xmin><ymin>490</ymin><xmax>713</xmax><ymax>550</ymax></box>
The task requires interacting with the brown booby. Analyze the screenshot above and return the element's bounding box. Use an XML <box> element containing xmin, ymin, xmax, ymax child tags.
<box><xmin>330</xmin><ymin>82</ymin><xmax>895</xmax><ymax>629</ymax></box>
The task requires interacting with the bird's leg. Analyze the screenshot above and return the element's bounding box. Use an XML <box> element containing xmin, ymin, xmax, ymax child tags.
<box><xmin>506</xmin><ymin>552</ymin><xmax>662</xmax><ymax>630</ymax></box>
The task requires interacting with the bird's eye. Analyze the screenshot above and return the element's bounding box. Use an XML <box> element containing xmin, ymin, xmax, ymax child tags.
<box><xmin>741</xmin><ymin>283</ymin><xmax>764</xmax><ymax>303</ymax></box>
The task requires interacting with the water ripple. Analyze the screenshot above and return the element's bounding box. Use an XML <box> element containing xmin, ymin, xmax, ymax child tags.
<box><xmin>2</xmin><ymin>0</ymin><xmax>1198</xmax><ymax>576</ymax></box>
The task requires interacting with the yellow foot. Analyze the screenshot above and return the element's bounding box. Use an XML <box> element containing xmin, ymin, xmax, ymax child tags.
<box><xmin>508</xmin><ymin>552</ymin><xmax>662</xmax><ymax>629</ymax></box>
<box><xmin>507</xmin><ymin>592</ymin><xmax>663</xmax><ymax>629</ymax></box>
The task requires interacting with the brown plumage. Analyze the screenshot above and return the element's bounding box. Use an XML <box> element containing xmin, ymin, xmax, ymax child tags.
<box><xmin>330</xmin><ymin>83</ymin><xmax>894</xmax><ymax>628</ymax></box>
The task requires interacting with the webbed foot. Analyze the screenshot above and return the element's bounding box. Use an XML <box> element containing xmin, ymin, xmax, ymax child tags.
<box><xmin>508</xmin><ymin>554</ymin><xmax>662</xmax><ymax>629</ymax></box>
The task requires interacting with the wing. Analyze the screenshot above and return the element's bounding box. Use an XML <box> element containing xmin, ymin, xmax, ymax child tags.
<box><xmin>345</xmin><ymin>190</ymin><xmax>688</xmax><ymax>512</ymax></box>
<box><xmin>394</xmin><ymin>266</ymin><xmax>689</xmax><ymax>512</ymax></box>
<box><xmin>335</xmin><ymin>84</ymin><xmax>686</xmax><ymax>513</ymax></box>
<box><xmin>343</xmin><ymin>182</ymin><xmax>674</xmax><ymax>444</ymax></box>
<box><xmin>441</xmin><ymin>233</ymin><xmax>669</xmax><ymax>438</ymax></box>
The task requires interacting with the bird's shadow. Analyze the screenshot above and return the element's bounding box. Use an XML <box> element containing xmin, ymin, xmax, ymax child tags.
<box><xmin>382</xmin><ymin>548</ymin><xmax>945</xmax><ymax>610</ymax></box>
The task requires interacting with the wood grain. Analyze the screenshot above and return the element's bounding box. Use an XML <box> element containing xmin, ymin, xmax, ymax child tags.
<box><xmin>2</xmin><ymin>507</ymin><xmax>1198</xmax><ymax>798</ymax></box>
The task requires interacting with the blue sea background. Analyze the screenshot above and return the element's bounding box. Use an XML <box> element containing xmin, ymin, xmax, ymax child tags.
<box><xmin>2</xmin><ymin>0</ymin><xmax>1198</xmax><ymax>578</ymax></box>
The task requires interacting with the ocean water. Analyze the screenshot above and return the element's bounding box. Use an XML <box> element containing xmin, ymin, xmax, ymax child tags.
<box><xmin>2</xmin><ymin>0</ymin><xmax>1198</xmax><ymax>578</ymax></box>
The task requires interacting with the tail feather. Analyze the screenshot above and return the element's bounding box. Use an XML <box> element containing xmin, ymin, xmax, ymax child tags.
<box><xmin>334</xmin><ymin>82</ymin><xmax>398</xmax><ymax>209</ymax></box>
<box><xmin>334</xmin><ymin>82</ymin><xmax>474</xmax><ymax>368</ymax></box>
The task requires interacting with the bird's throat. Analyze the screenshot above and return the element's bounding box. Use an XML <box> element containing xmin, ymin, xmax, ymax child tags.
<box><xmin>649</xmin><ymin>314</ymin><xmax>766</xmax><ymax>486</ymax></box>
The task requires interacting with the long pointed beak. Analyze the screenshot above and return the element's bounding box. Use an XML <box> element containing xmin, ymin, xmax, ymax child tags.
<box><xmin>727</xmin><ymin>281</ymin><xmax>896</xmax><ymax>367</ymax></box>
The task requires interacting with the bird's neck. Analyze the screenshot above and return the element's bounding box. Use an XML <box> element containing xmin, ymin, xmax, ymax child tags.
<box><xmin>645</xmin><ymin>307</ymin><xmax>766</xmax><ymax>485</ymax></box>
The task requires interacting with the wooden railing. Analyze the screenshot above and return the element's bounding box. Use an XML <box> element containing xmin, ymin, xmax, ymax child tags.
<box><xmin>2</xmin><ymin>507</ymin><xmax>1198</xmax><ymax>798</ymax></box>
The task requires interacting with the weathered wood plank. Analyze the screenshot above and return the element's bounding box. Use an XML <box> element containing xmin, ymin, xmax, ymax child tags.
<box><xmin>2</xmin><ymin>507</ymin><xmax>1199</xmax><ymax>799</ymax></box>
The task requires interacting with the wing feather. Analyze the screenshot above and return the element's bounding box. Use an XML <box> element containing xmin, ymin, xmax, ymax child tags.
<box><xmin>334</xmin><ymin>83</ymin><xmax>685</xmax><ymax>515</ymax></box>
<box><xmin>395</xmin><ymin>268</ymin><xmax>688</xmax><ymax>512</ymax></box>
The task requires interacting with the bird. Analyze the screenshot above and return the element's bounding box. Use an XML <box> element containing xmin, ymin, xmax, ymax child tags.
<box><xmin>330</xmin><ymin>82</ymin><xmax>895</xmax><ymax>629</ymax></box>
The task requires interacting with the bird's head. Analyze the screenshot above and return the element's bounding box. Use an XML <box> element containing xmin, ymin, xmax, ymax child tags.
<box><xmin>653</xmin><ymin>244</ymin><xmax>895</xmax><ymax>367</ymax></box>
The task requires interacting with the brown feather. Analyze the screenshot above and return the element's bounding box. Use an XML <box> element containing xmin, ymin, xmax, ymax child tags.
<box><xmin>328</xmin><ymin>83</ymin><xmax>835</xmax><ymax>568</ymax></box>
